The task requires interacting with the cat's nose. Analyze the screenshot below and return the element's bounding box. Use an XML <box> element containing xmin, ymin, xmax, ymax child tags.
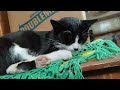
<box><xmin>74</xmin><ymin>48</ymin><xmax>78</xmax><ymax>51</ymax></box>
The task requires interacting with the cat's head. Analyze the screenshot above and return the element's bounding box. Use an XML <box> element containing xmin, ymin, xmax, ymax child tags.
<box><xmin>50</xmin><ymin>17</ymin><xmax>97</xmax><ymax>52</ymax></box>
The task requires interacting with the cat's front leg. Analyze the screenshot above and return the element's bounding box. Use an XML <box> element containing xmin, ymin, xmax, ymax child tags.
<box><xmin>45</xmin><ymin>50</ymin><xmax>72</xmax><ymax>62</ymax></box>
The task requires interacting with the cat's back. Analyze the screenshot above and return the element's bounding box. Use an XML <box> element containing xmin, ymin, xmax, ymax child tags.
<box><xmin>2</xmin><ymin>30</ymin><xmax>51</xmax><ymax>53</ymax></box>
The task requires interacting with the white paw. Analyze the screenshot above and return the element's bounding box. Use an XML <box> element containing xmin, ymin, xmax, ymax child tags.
<box><xmin>58</xmin><ymin>50</ymin><xmax>72</xmax><ymax>60</ymax></box>
<box><xmin>46</xmin><ymin>50</ymin><xmax>72</xmax><ymax>61</ymax></box>
<box><xmin>35</xmin><ymin>56</ymin><xmax>51</xmax><ymax>68</ymax></box>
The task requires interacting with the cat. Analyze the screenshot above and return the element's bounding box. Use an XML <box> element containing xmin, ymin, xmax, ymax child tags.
<box><xmin>0</xmin><ymin>17</ymin><xmax>97</xmax><ymax>75</ymax></box>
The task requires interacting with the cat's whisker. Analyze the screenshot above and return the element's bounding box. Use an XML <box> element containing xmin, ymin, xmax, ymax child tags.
<box><xmin>82</xmin><ymin>27</ymin><xmax>90</xmax><ymax>34</ymax></box>
<box><xmin>40</xmin><ymin>35</ymin><xmax>60</xmax><ymax>43</ymax></box>
<box><xmin>51</xmin><ymin>46</ymin><xmax>58</xmax><ymax>50</ymax></box>
<box><xmin>82</xmin><ymin>33</ymin><xmax>94</xmax><ymax>37</ymax></box>
<box><xmin>82</xmin><ymin>32</ymin><xmax>89</xmax><ymax>36</ymax></box>
<box><xmin>54</xmin><ymin>43</ymin><xmax>67</xmax><ymax>49</ymax></box>
<box><xmin>47</xmin><ymin>39</ymin><xmax>60</xmax><ymax>45</ymax></box>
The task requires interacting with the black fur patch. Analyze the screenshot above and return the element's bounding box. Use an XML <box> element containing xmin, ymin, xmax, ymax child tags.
<box><xmin>17</xmin><ymin>61</ymin><xmax>36</xmax><ymax>71</ymax></box>
<box><xmin>5</xmin><ymin>31</ymin><xmax>42</xmax><ymax>53</ymax></box>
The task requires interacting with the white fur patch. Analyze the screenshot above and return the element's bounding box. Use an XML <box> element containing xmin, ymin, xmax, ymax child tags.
<box><xmin>65</xmin><ymin>36</ymin><xmax>82</xmax><ymax>51</ymax></box>
<box><xmin>10</xmin><ymin>44</ymin><xmax>37</xmax><ymax>61</ymax></box>
<box><xmin>45</xmin><ymin>50</ymin><xmax>72</xmax><ymax>61</ymax></box>
<box><xmin>6</xmin><ymin>62</ymin><xmax>25</xmax><ymax>74</ymax></box>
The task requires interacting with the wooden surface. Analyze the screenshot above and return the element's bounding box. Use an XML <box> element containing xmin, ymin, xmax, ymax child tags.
<box><xmin>81</xmin><ymin>55</ymin><xmax>120</xmax><ymax>72</ymax></box>
<box><xmin>83</xmin><ymin>66</ymin><xmax>120</xmax><ymax>79</ymax></box>
<box><xmin>0</xmin><ymin>11</ymin><xmax>10</xmax><ymax>36</ymax></box>
<box><xmin>80</xmin><ymin>55</ymin><xmax>120</xmax><ymax>79</ymax></box>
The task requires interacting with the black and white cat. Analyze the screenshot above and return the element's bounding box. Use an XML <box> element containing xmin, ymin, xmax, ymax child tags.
<box><xmin>0</xmin><ymin>17</ymin><xmax>97</xmax><ymax>75</ymax></box>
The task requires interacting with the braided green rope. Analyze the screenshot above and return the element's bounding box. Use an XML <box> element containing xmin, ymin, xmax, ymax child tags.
<box><xmin>0</xmin><ymin>39</ymin><xmax>120</xmax><ymax>79</ymax></box>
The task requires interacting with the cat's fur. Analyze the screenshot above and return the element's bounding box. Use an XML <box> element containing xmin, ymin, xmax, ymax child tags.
<box><xmin>0</xmin><ymin>17</ymin><xmax>97</xmax><ymax>75</ymax></box>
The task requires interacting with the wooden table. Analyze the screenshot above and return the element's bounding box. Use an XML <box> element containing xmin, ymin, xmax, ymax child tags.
<box><xmin>80</xmin><ymin>55</ymin><xmax>120</xmax><ymax>79</ymax></box>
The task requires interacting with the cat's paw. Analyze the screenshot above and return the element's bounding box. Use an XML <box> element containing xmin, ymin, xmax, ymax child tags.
<box><xmin>46</xmin><ymin>50</ymin><xmax>72</xmax><ymax>61</ymax></box>
<box><xmin>58</xmin><ymin>50</ymin><xmax>72</xmax><ymax>60</ymax></box>
<box><xmin>35</xmin><ymin>56</ymin><xmax>51</xmax><ymax>68</ymax></box>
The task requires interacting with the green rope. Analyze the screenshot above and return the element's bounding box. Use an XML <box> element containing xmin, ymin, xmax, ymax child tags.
<box><xmin>0</xmin><ymin>39</ymin><xmax>120</xmax><ymax>79</ymax></box>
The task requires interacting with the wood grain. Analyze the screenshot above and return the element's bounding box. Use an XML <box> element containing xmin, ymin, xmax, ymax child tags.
<box><xmin>0</xmin><ymin>11</ymin><xmax>10</xmax><ymax>36</ymax></box>
<box><xmin>81</xmin><ymin>55</ymin><xmax>120</xmax><ymax>72</ymax></box>
<box><xmin>80</xmin><ymin>55</ymin><xmax>120</xmax><ymax>79</ymax></box>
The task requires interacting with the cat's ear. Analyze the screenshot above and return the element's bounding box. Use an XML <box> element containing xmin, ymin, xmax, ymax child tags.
<box><xmin>50</xmin><ymin>19</ymin><xmax>63</xmax><ymax>29</ymax></box>
<box><xmin>83</xmin><ymin>19</ymin><xmax>98</xmax><ymax>27</ymax></box>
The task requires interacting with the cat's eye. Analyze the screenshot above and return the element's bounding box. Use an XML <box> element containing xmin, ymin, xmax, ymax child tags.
<box><xmin>62</xmin><ymin>31</ymin><xmax>73</xmax><ymax>44</ymax></box>
<box><xmin>63</xmin><ymin>31</ymin><xmax>72</xmax><ymax>38</ymax></box>
<box><xmin>63</xmin><ymin>31</ymin><xmax>72</xmax><ymax>35</ymax></box>
<box><xmin>78</xmin><ymin>39</ymin><xmax>81</xmax><ymax>43</ymax></box>
<box><xmin>78</xmin><ymin>37</ymin><xmax>84</xmax><ymax>44</ymax></box>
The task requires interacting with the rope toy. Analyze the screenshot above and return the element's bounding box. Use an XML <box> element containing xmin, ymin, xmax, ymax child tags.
<box><xmin>0</xmin><ymin>39</ymin><xmax>120</xmax><ymax>79</ymax></box>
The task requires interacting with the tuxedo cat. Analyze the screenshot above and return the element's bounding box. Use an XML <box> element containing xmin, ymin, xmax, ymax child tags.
<box><xmin>0</xmin><ymin>17</ymin><xmax>97</xmax><ymax>75</ymax></box>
